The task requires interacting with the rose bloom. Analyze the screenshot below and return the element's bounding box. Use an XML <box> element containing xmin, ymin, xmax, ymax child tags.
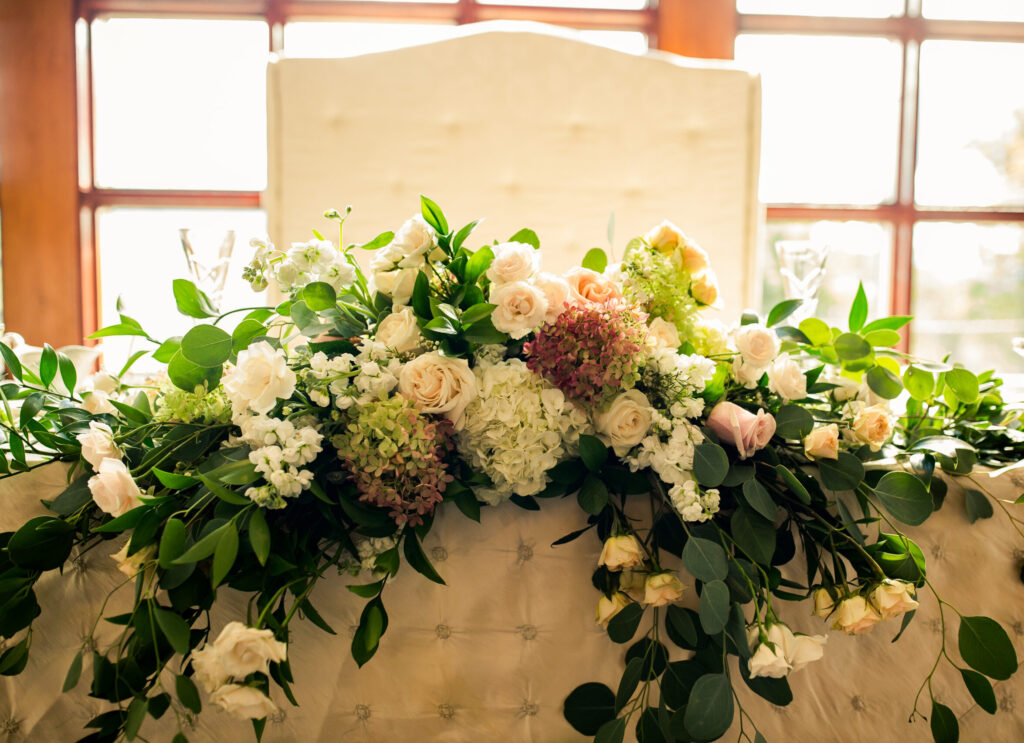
<box><xmin>852</xmin><ymin>403</ymin><xmax>895</xmax><ymax>452</ymax></box>
<box><xmin>831</xmin><ymin>595</ymin><xmax>882</xmax><ymax>635</ymax></box>
<box><xmin>812</xmin><ymin>587</ymin><xmax>837</xmax><ymax>618</ymax></box>
<box><xmin>870</xmin><ymin>579</ymin><xmax>919</xmax><ymax>620</ymax></box>
<box><xmin>599</xmin><ymin>534</ymin><xmax>645</xmax><ymax>571</ymax></box>
<box><xmin>680</xmin><ymin>241</ymin><xmax>710</xmax><ymax>275</ymax></box>
<box><xmin>618</xmin><ymin>569</ymin><xmax>647</xmax><ymax>598</ymax></box>
<box><xmin>643</xmin><ymin>572</ymin><xmax>685</xmax><ymax>607</ymax></box>
<box><xmin>804</xmin><ymin>424</ymin><xmax>840</xmax><ymax>461</ymax></box>
<box><xmin>371</xmin><ymin>267</ymin><xmax>419</xmax><ymax>307</ymax></box>
<box><xmin>596</xmin><ymin>591</ymin><xmax>632</xmax><ymax>627</ymax></box>
<box><xmin>644</xmin><ymin>220</ymin><xmax>688</xmax><ymax>253</ymax></box>
<box><xmin>690</xmin><ymin>268</ymin><xmax>719</xmax><ymax>306</ymax></box>
<box><xmin>224</xmin><ymin>341</ymin><xmax>296</xmax><ymax>416</ymax></box>
<box><xmin>375</xmin><ymin>306</ymin><xmax>422</xmax><ymax>354</ymax></box>
<box><xmin>533</xmin><ymin>272</ymin><xmax>571</xmax><ymax>324</ymax></box>
<box><xmin>209</xmin><ymin>684</ymin><xmax>279</xmax><ymax>720</ymax></box>
<box><xmin>398</xmin><ymin>352</ymin><xmax>477</xmax><ymax>429</ymax></box>
<box><xmin>489</xmin><ymin>281</ymin><xmax>549</xmax><ymax>340</ymax></box>
<box><xmin>732</xmin><ymin>357</ymin><xmax>765</xmax><ymax>389</ymax></box>
<box><xmin>785</xmin><ymin>631</ymin><xmax>827</xmax><ymax>673</ymax></box>
<box><xmin>594</xmin><ymin>389</ymin><xmax>653</xmax><ymax>456</ymax></box>
<box><xmin>391</xmin><ymin>215</ymin><xmax>437</xmax><ymax>264</ymax></box>
<box><xmin>707</xmin><ymin>401</ymin><xmax>776</xmax><ymax>460</ymax></box>
<box><xmin>81</xmin><ymin>390</ymin><xmax>116</xmax><ymax>415</ymax></box>
<box><xmin>209</xmin><ymin>621</ymin><xmax>288</xmax><ymax>679</ymax></box>
<box><xmin>767</xmin><ymin>356</ymin><xmax>807</xmax><ymax>401</ymax></box>
<box><xmin>646</xmin><ymin>317</ymin><xmax>681</xmax><ymax>351</ymax></box>
<box><xmin>88</xmin><ymin>458</ymin><xmax>144</xmax><ymax>517</ymax></box>
<box><xmin>110</xmin><ymin>542</ymin><xmax>156</xmax><ymax>579</ymax></box>
<box><xmin>564</xmin><ymin>267</ymin><xmax>622</xmax><ymax>305</ymax></box>
<box><xmin>746</xmin><ymin>625</ymin><xmax>792</xmax><ymax>679</ymax></box>
<box><xmin>733</xmin><ymin>323</ymin><xmax>780</xmax><ymax>368</ymax></box>
<box><xmin>77</xmin><ymin>420</ymin><xmax>122</xmax><ymax>469</ymax></box>
<box><xmin>486</xmin><ymin>241</ymin><xmax>539</xmax><ymax>284</ymax></box>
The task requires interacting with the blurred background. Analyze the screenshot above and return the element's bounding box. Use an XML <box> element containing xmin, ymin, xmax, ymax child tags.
<box><xmin>1</xmin><ymin>0</ymin><xmax>1023</xmax><ymax>371</ymax></box>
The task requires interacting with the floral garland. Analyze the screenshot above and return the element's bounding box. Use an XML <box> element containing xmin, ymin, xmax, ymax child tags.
<box><xmin>0</xmin><ymin>198</ymin><xmax>1021</xmax><ymax>743</ymax></box>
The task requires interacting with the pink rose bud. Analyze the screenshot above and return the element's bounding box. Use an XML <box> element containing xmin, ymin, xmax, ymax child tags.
<box><xmin>706</xmin><ymin>401</ymin><xmax>776</xmax><ymax>459</ymax></box>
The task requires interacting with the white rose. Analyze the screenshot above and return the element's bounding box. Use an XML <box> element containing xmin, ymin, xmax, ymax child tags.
<box><xmin>489</xmin><ymin>281</ymin><xmax>549</xmax><ymax>340</ymax></box>
<box><xmin>89</xmin><ymin>372</ymin><xmax>119</xmax><ymax>395</ymax></box>
<box><xmin>532</xmin><ymin>272</ymin><xmax>571</xmax><ymax>324</ymax></box>
<box><xmin>851</xmin><ymin>403</ymin><xmax>895</xmax><ymax>452</ymax></box>
<box><xmin>596</xmin><ymin>592</ymin><xmax>632</xmax><ymax>627</ymax></box>
<box><xmin>486</xmin><ymin>241</ymin><xmax>539</xmax><ymax>284</ymax></box>
<box><xmin>375</xmin><ymin>306</ymin><xmax>422</xmax><ymax>354</ymax></box>
<box><xmin>803</xmin><ymin>424</ymin><xmax>839</xmax><ymax>461</ymax></box>
<box><xmin>642</xmin><ymin>572</ymin><xmax>685</xmax><ymax>607</ymax></box>
<box><xmin>690</xmin><ymin>268</ymin><xmax>719</xmax><ymax>306</ymax></box>
<box><xmin>191</xmin><ymin>644</ymin><xmax>229</xmax><ymax>693</ymax></box>
<box><xmin>831</xmin><ymin>595</ymin><xmax>882</xmax><ymax>635</ymax></box>
<box><xmin>646</xmin><ymin>317</ymin><xmax>681</xmax><ymax>350</ymax></box>
<box><xmin>594</xmin><ymin>390</ymin><xmax>653</xmax><ymax>456</ymax></box>
<box><xmin>210</xmin><ymin>621</ymin><xmax>288</xmax><ymax>679</ymax></box>
<box><xmin>88</xmin><ymin>458</ymin><xmax>144</xmax><ymax>517</ymax></box>
<box><xmin>784</xmin><ymin>631</ymin><xmax>827</xmax><ymax>673</ymax></box>
<box><xmin>77</xmin><ymin>421</ymin><xmax>122</xmax><ymax>469</ymax></box>
<box><xmin>372</xmin><ymin>267</ymin><xmax>420</xmax><ymax>307</ymax></box>
<box><xmin>767</xmin><ymin>356</ymin><xmax>807</xmax><ymax>401</ymax></box>
<box><xmin>224</xmin><ymin>341</ymin><xmax>296</xmax><ymax>416</ymax></box>
<box><xmin>209</xmin><ymin>684</ymin><xmax>279</xmax><ymax>720</ymax></box>
<box><xmin>598</xmin><ymin>534</ymin><xmax>645</xmax><ymax>571</ymax></box>
<box><xmin>81</xmin><ymin>390</ymin><xmax>116</xmax><ymax>415</ymax></box>
<box><xmin>392</xmin><ymin>215</ymin><xmax>437</xmax><ymax>264</ymax></box>
<box><xmin>747</xmin><ymin>625</ymin><xmax>792</xmax><ymax>679</ymax></box>
<box><xmin>680</xmin><ymin>241</ymin><xmax>710</xmax><ymax>274</ymax></box>
<box><xmin>869</xmin><ymin>579</ymin><xmax>919</xmax><ymax>620</ymax></box>
<box><xmin>812</xmin><ymin>587</ymin><xmax>837</xmax><ymax>618</ymax></box>
<box><xmin>732</xmin><ymin>357</ymin><xmax>765</xmax><ymax>389</ymax></box>
<box><xmin>398</xmin><ymin>352</ymin><xmax>477</xmax><ymax>429</ymax></box>
<box><xmin>733</xmin><ymin>324</ymin><xmax>780</xmax><ymax>368</ymax></box>
<box><xmin>828</xmin><ymin>374</ymin><xmax>861</xmax><ymax>402</ymax></box>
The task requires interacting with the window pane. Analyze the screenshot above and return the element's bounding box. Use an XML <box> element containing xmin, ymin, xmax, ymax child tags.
<box><xmin>912</xmin><ymin>222</ymin><xmax>1024</xmax><ymax>372</ymax></box>
<box><xmin>916</xmin><ymin>41</ymin><xmax>1024</xmax><ymax>208</ymax></box>
<box><xmin>577</xmin><ymin>30</ymin><xmax>648</xmax><ymax>55</ymax></box>
<box><xmin>283</xmin><ymin>22</ymin><xmax>458</xmax><ymax>58</ymax></box>
<box><xmin>761</xmin><ymin>221</ymin><xmax>892</xmax><ymax>325</ymax></box>
<box><xmin>738</xmin><ymin>0</ymin><xmax>903</xmax><ymax>17</ymax></box>
<box><xmin>97</xmin><ymin>208</ymin><xmax>268</xmax><ymax>372</ymax></box>
<box><xmin>923</xmin><ymin>0</ymin><xmax>1024</xmax><ymax>22</ymax></box>
<box><xmin>479</xmin><ymin>0</ymin><xmax>646</xmax><ymax>8</ymax></box>
<box><xmin>92</xmin><ymin>18</ymin><xmax>268</xmax><ymax>190</ymax></box>
<box><xmin>735</xmin><ymin>35</ymin><xmax>902</xmax><ymax>205</ymax></box>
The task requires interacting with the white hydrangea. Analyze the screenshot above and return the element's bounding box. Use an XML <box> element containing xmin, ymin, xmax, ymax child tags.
<box><xmin>235</xmin><ymin>412</ymin><xmax>323</xmax><ymax>509</ymax></box>
<box><xmin>456</xmin><ymin>359</ymin><xmax>591</xmax><ymax>505</ymax></box>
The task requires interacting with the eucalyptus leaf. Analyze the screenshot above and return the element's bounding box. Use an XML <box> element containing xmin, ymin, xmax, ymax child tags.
<box><xmin>682</xmin><ymin>537</ymin><xmax>728</xmax><ymax>582</ymax></box>
<box><xmin>683</xmin><ymin>674</ymin><xmax>734</xmax><ymax>740</ymax></box>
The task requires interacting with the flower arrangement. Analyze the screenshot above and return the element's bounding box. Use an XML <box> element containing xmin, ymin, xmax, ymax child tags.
<box><xmin>0</xmin><ymin>197</ymin><xmax>1022</xmax><ymax>743</ymax></box>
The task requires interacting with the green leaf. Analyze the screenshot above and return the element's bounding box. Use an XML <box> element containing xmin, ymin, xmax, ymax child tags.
<box><xmin>301</xmin><ymin>281</ymin><xmax>337</xmax><ymax>311</ymax></box>
<box><xmin>683</xmin><ymin>674</ymin><xmax>734</xmax><ymax>740</ymax></box>
<box><xmin>615</xmin><ymin>657</ymin><xmax>644</xmax><ymax>712</ymax></box>
<box><xmin>682</xmin><ymin>537</ymin><xmax>728</xmax><ymax>582</ymax></box>
<box><xmin>172</xmin><ymin>278</ymin><xmax>218</xmax><ymax>318</ymax></box>
<box><xmin>563</xmin><ymin>682</ymin><xmax>616</xmax><ymax>736</ymax></box>
<box><xmin>152</xmin><ymin>337</ymin><xmax>182</xmax><ymax>364</ymax></box>
<box><xmin>460</xmin><ymin>302</ymin><xmax>495</xmax><ymax>326</ymax></box>
<box><xmin>730</xmin><ymin>507</ymin><xmax>775</xmax><ymax>565</ymax></box>
<box><xmin>834</xmin><ymin>332</ymin><xmax>872</xmax><ymax>361</ymax></box>
<box><xmin>930</xmin><ymin>700</ymin><xmax>959</xmax><ymax>743</ymax></box>
<box><xmin>607</xmin><ymin>602</ymin><xmax>644</xmax><ymax>644</ymax></box>
<box><xmin>817</xmin><ymin>451</ymin><xmax>865</xmax><ymax>492</ymax></box>
<box><xmin>766</xmin><ymin>299</ymin><xmax>803</xmax><ymax>327</ymax></box>
<box><xmin>7</xmin><ymin>516</ymin><xmax>74</xmax><ymax>570</ymax></box>
<box><xmin>946</xmin><ymin>368</ymin><xmax>979</xmax><ymax>404</ymax></box>
<box><xmin>873</xmin><ymin>471</ymin><xmax>933</xmax><ymax>526</ymax></box>
<box><xmin>88</xmin><ymin>322</ymin><xmax>149</xmax><ymax>340</ymax></box>
<box><xmin>19</xmin><ymin>392</ymin><xmax>44</xmax><ymax>430</ymax></box>
<box><xmin>198</xmin><ymin>474</ymin><xmax>250</xmax><ymax>506</ymax></box>
<box><xmin>231</xmin><ymin>319</ymin><xmax>266</xmax><ymax>353</ymax></box>
<box><xmin>347</xmin><ymin>580</ymin><xmax>385</xmax><ymax>599</ymax></box>
<box><xmin>211</xmin><ymin>523</ymin><xmax>239</xmax><ymax>587</ymax></box>
<box><xmin>864</xmin><ymin>329</ymin><xmax>902</xmax><ymax>347</ymax></box>
<box><xmin>862</xmin><ymin>315</ymin><xmax>912</xmax><ymax>333</ymax></box>
<box><xmin>124</xmin><ymin>696</ymin><xmax>147</xmax><ymax>740</ymax></box>
<box><xmin>153</xmin><ymin>469</ymin><xmax>199</xmax><ymax>490</ymax></box>
<box><xmin>848</xmin><ymin>282</ymin><xmax>868</xmax><ymax>332</ymax></box>
<box><xmin>741</xmin><ymin>479</ymin><xmax>777</xmax><ymax>521</ymax></box>
<box><xmin>176</xmin><ymin>674</ymin><xmax>201</xmax><ymax>714</ymax></box>
<box><xmin>62</xmin><ymin>651</ymin><xmax>83</xmax><ymax>692</ymax></box>
<box><xmin>351</xmin><ymin>596</ymin><xmax>389</xmax><ymax>667</ymax></box>
<box><xmin>958</xmin><ymin>615</ymin><xmax>1018</xmax><ymax>680</ymax></box>
<box><xmin>159</xmin><ymin>518</ymin><xmax>186</xmax><ymax>569</ymax></box>
<box><xmin>595</xmin><ymin>717</ymin><xmax>627</xmax><ymax>743</ymax></box>
<box><xmin>173</xmin><ymin>522</ymin><xmax>230</xmax><ymax>564</ymax></box>
<box><xmin>411</xmin><ymin>271</ymin><xmax>431</xmax><ymax>320</ymax></box>
<box><xmin>464</xmin><ymin>246</ymin><xmax>494</xmax><ymax>285</ymax></box>
<box><xmin>450</xmin><ymin>485</ymin><xmax>481</xmax><ymax>522</ymax></box>
<box><xmin>665</xmin><ymin>606</ymin><xmax>698</xmax><ymax>650</ymax></box>
<box><xmin>774</xmin><ymin>405</ymin><xmax>814</xmax><ymax>440</ymax></box>
<box><xmin>248</xmin><ymin>509</ymin><xmax>271</xmax><ymax>566</ymax></box>
<box><xmin>154</xmin><ymin>607</ymin><xmax>191</xmax><ymax>655</ymax></box>
<box><xmin>180</xmin><ymin>326</ymin><xmax>233</xmax><ymax>367</ymax></box>
<box><xmin>462</xmin><ymin>316</ymin><xmax>507</xmax><ymax>344</ymax></box>
<box><xmin>578</xmin><ymin>474</ymin><xmax>610</xmax><ymax>515</ymax></box>
<box><xmin>403</xmin><ymin>530</ymin><xmax>445</xmax><ymax>585</ymax></box>
<box><xmin>356</xmin><ymin>230</ymin><xmax>394</xmax><ymax>250</ymax></box>
<box><xmin>451</xmin><ymin>221</ymin><xmax>480</xmax><ymax>251</ymax></box>
<box><xmin>798</xmin><ymin>317</ymin><xmax>831</xmax><ymax>347</ymax></box>
<box><xmin>693</xmin><ymin>441</ymin><xmax>729</xmax><ymax>487</ymax></box>
<box><xmin>39</xmin><ymin>344</ymin><xmax>58</xmax><ymax>388</ymax></box>
<box><xmin>578</xmin><ymin>434</ymin><xmax>608</xmax><ymax>472</ymax></box>
<box><xmin>420</xmin><ymin>195</ymin><xmax>449</xmax><ymax>234</ymax></box>
<box><xmin>866</xmin><ymin>365</ymin><xmax>903</xmax><ymax>399</ymax></box>
<box><xmin>697</xmin><ymin>580</ymin><xmax>729</xmax><ymax>634</ymax></box>
<box><xmin>0</xmin><ymin>342</ymin><xmax>23</xmax><ymax>380</ymax></box>
<box><xmin>964</xmin><ymin>489</ymin><xmax>993</xmax><ymax>524</ymax></box>
<box><xmin>904</xmin><ymin>365</ymin><xmax>935</xmax><ymax>401</ymax></box>
<box><xmin>960</xmin><ymin>668</ymin><xmax>997</xmax><ymax>714</ymax></box>
<box><xmin>508</xmin><ymin>228</ymin><xmax>540</xmax><ymax>250</ymax></box>
<box><xmin>582</xmin><ymin>248</ymin><xmax>608</xmax><ymax>273</ymax></box>
<box><xmin>117</xmin><ymin>350</ymin><xmax>147</xmax><ymax>379</ymax></box>
<box><xmin>167</xmin><ymin>350</ymin><xmax>221</xmax><ymax>393</ymax></box>
<box><xmin>775</xmin><ymin>465</ymin><xmax>811</xmax><ymax>504</ymax></box>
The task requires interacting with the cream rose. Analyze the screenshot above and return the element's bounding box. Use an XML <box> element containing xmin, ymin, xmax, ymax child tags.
<box><xmin>596</xmin><ymin>591</ymin><xmax>632</xmax><ymax>627</ymax></box>
<box><xmin>88</xmin><ymin>458</ymin><xmax>144</xmax><ymax>517</ymax></box>
<box><xmin>375</xmin><ymin>306</ymin><xmax>422</xmax><ymax>354</ymax></box>
<box><xmin>564</xmin><ymin>267</ymin><xmax>622</xmax><ymax>305</ymax></box>
<box><xmin>869</xmin><ymin>579</ymin><xmax>919</xmax><ymax>620</ymax></box>
<box><xmin>690</xmin><ymin>268</ymin><xmax>719</xmax><ymax>306</ymax></box>
<box><xmin>533</xmin><ymin>272</ymin><xmax>571</xmax><ymax>324</ymax></box>
<box><xmin>747</xmin><ymin>625</ymin><xmax>792</xmax><ymax>679</ymax></box>
<box><xmin>618</xmin><ymin>569</ymin><xmax>647</xmax><ymax>598</ymax></box>
<box><xmin>224</xmin><ymin>341</ymin><xmax>296</xmax><ymax>416</ymax></box>
<box><xmin>851</xmin><ymin>403</ymin><xmax>895</xmax><ymax>452</ymax></box>
<box><xmin>81</xmin><ymin>390</ymin><xmax>116</xmax><ymax>415</ymax></box>
<box><xmin>680</xmin><ymin>241</ymin><xmax>710</xmax><ymax>274</ymax></box>
<box><xmin>398</xmin><ymin>352</ymin><xmax>477</xmax><ymax>429</ymax></box>
<box><xmin>646</xmin><ymin>317</ymin><xmax>681</xmax><ymax>350</ymax></box>
<box><xmin>706</xmin><ymin>401</ymin><xmax>776</xmax><ymax>460</ymax></box>
<box><xmin>391</xmin><ymin>215</ymin><xmax>437</xmax><ymax>265</ymax></box>
<box><xmin>77</xmin><ymin>421</ymin><xmax>122</xmax><ymax>469</ymax></box>
<box><xmin>733</xmin><ymin>324</ymin><xmax>781</xmax><ymax>368</ymax></box>
<box><xmin>812</xmin><ymin>587</ymin><xmax>837</xmax><ymax>618</ymax></box>
<box><xmin>732</xmin><ymin>357</ymin><xmax>765</xmax><ymax>389</ymax></box>
<box><xmin>767</xmin><ymin>356</ymin><xmax>807</xmax><ymax>401</ymax></box>
<box><xmin>209</xmin><ymin>684</ymin><xmax>279</xmax><ymax>720</ymax></box>
<box><xmin>803</xmin><ymin>424</ymin><xmax>840</xmax><ymax>461</ymax></box>
<box><xmin>191</xmin><ymin>644</ymin><xmax>229</xmax><ymax>692</ymax></box>
<box><xmin>598</xmin><ymin>534</ymin><xmax>645</xmax><ymax>571</ymax></box>
<box><xmin>372</xmin><ymin>267</ymin><xmax>419</xmax><ymax>307</ymax></box>
<box><xmin>642</xmin><ymin>572</ymin><xmax>685</xmax><ymax>607</ymax></box>
<box><xmin>828</xmin><ymin>374</ymin><xmax>861</xmax><ymax>402</ymax></box>
<box><xmin>785</xmin><ymin>631</ymin><xmax>827</xmax><ymax>672</ymax></box>
<box><xmin>644</xmin><ymin>220</ymin><xmax>687</xmax><ymax>253</ymax></box>
<box><xmin>486</xmin><ymin>241</ymin><xmax>538</xmax><ymax>284</ymax></box>
<box><xmin>831</xmin><ymin>595</ymin><xmax>882</xmax><ymax>635</ymax></box>
<box><xmin>594</xmin><ymin>390</ymin><xmax>653</xmax><ymax>456</ymax></box>
<box><xmin>489</xmin><ymin>281</ymin><xmax>549</xmax><ymax>340</ymax></box>
<box><xmin>210</xmin><ymin>622</ymin><xmax>288</xmax><ymax>679</ymax></box>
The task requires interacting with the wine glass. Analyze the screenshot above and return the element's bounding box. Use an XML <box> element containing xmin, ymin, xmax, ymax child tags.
<box><xmin>1013</xmin><ymin>337</ymin><xmax>1024</xmax><ymax>359</ymax></box>
<box><xmin>774</xmin><ymin>240</ymin><xmax>829</xmax><ymax>324</ymax></box>
<box><xmin>179</xmin><ymin>228</ymin><xmax>236</xmax><ymax>309</ymax></box>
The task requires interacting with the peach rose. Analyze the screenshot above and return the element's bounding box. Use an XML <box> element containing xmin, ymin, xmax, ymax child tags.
<box><xmin>690</xmin><ymin>268</ymin><xmax>719</xmax><ymax>306</ymax></box>
<box><xmin>706</xmin><ymin>401</ymin><xmax>776</xmax><ymax>460</ymax></box>
<box><xmin>564</xmin><ymin>267</ymin><xmax>622</xmax><ymax>305</ymax></box>
<box><xmin>598</xmin><ymin>535</ymin><xmax>645</xmax><ymax>571</ymax></box>
<box><xmin>831</xmin><ymin>595</ymin><xmax>882</xmax><ymax>635</ymax></box>
<box><xmin>851</xmin><ymin>403</ymin><xmax>895</xmax><ymax>452</ymax></box>
<box><xmin>803</xmin><ymin>424</ymin><xmax>839</xmax><ymax>461</ymax></box>
<box><xmin>869</xmin><ymin>579</ymin><xmax>919</xmax><ymax>620</ymax></box>
<box><xmin>398</xmin><ymin>352</ymin><xmax>477</xmax><ymax>429</ymax></box>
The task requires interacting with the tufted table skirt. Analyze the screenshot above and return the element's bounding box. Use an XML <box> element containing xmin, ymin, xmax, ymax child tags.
<box><xmin>2</xmin><ymin>464</ymin><xmax>1024</xmax><ymax>742</ymax></box>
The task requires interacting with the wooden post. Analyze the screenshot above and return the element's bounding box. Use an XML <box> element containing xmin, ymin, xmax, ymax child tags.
<box><xmin>0</xmin><ymin>0</ymin><xmax>88</xmax><ymax>347</ymax></box>
<box><xmin>656</xmin><ymin>0</ymin><xmax>737</xmax><ymax>60</ymax></box>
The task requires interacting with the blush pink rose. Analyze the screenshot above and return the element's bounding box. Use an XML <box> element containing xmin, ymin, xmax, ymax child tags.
<box><xmin>564</xmin><ymin>267</ymin><xmax>622</xmax><ymax>305</ymax></box>
<box><xmin>706</xmin><ymin>401</ymin><xmax>776</xmax><ymax>459</ymax></box>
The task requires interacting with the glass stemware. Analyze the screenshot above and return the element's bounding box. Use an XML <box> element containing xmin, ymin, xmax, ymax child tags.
<box><xmin>774</xmin><ymin>239</ymin><xmax>829</xmax><ymax>323</ymax></box>
<box><xmin>179</xmin><ymin>228</ymin><xmax>236</xmax><ymax>309</ymax></box>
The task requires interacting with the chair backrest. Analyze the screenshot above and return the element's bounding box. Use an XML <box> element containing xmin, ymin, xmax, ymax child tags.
<box><xmin>266</xmin><ymin>22</ymin><xmax>763</xmax><ymax>316</ymax></box>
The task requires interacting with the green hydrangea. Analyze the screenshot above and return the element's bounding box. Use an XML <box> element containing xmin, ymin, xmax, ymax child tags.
<box><xmin>153</xmin><ymin>382</ymin><xmax>232</xmax><ymax>425</ymax></box>
<box><xmin>621</xmin><ymin>247</ymin><xmax>700</xmax><ymax>343</ymax></box>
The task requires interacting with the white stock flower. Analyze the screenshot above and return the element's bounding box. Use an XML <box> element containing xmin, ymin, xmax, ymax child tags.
<box><xmin>594</xmin><ymin>389</ymin><xmax>653</xmax><ymax>456</ymax></box>
<box><xmin>489</xmin><ymin>281</ymin><xmax>549</xmax><ymax>340</ymax></box>
<box><xmin>767</xmin><ymin>356</ymin><xmax>807</xmax><ymax>401</ymax></box>
<box><xmin>398</xmin><ymin>352</ymin><xmax>477</xmax><ymax>429</ymax></box>
<box><xmin>225</xmin><ymin>341</ymin><xmax>296</xmax><ymax>416</ymax></box>
<box><xmin>88</xmin><ymin>458</ymin><xmax>144</xmax><ymax>517</ymax></box>
<box><xmin>77</xmin><ymin>421</ymin><xmax>122</xmax><ymax>469</ymax></box>
<box><xmin>486</xmin><ymin>241</ymin><xmax>539</xmax><ymax>284</ymax></box>
<box><xmin>375</xmin><ymin>306</ymin><xmax>422</xmax><ymax>354</ymax></box>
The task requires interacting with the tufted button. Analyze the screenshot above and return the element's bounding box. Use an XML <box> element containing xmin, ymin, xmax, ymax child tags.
<box><xmin>1</xmin><ymin>715</ymin><xmax>20</xmax><ymax>734</ymax></box>
<box><xmin>999</xmin><ymin>690</ymin><xmax>1015</xmax><ymax>713</ymax></box>
<box><xmin>518</xmin><ymin>701</ymin><xmax>539</xmax><ymax>718</ymax></box>
<box><xmin>326</xmin><ymin>470</ymin><xmax>345</xmax><ymax>484</ymax></box>
<box><xmin>70</xmin><ymin>552</ymin><xmax>88</xmax><ymax>573</ymax></box>
<box><xmin>850</xmin><ymin>696</ymin><xmax>867</xmax><ymax>712</ymax></box>
<box><xmin>438</xmin><ymin>704</ymin><xmax>456</xmax><ymax>720</ymax></box>
<box><xmin>516</xmin><ymin>542</ymin><xmax>533</xmax><ymax>564</ymax></box>
<box><xmin>517</xmin><ymin>624</ymin><xmax>538</xmax><ymax>641</ymax></box>
<box><xmin>355</xmin><ymin>704</ymin><xmax>371</xmax><ymax>721</ymax></box>
<box><xmin>431</xmin><ymin>546</ymin><xmax>448</xmax><ymax>562</ymax></box>
<box><xmin>435</xmin><ymin>624</ymin><xmax>452</xmax><ymax>640</ymax></box>
<box><xmin>926</xmin><ymin>619</ymin><xmax>942</xmax><ymax>634</ymax></box>
<box><xmin>930</xmin><ymin>544</ymin><xmax>944</xmax><ymax>560</ymax></box>
<box><xmin>1012</xmin><ymin>620</ymin><xmax>1024</xmax><ymax>636</ymax></box>
<box><xmin>270</xmin><ymin>709</ymin><xmax>287</xmax><ymax>724</ymax></box>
